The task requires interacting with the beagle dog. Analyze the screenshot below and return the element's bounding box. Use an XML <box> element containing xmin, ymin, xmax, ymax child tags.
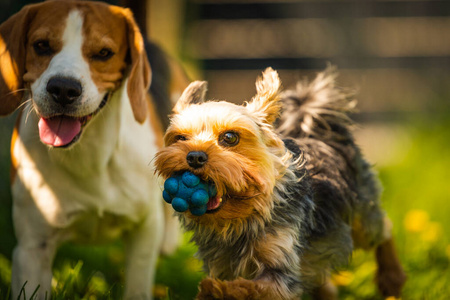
<box><xmin>0</xmin><ymin>1</ymin><xmax>188</xmax><ymax>298</ymax></box>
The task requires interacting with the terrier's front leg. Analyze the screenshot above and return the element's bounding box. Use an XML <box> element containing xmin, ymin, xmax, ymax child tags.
<box><xmin>197</xmin><ymin>228</ymin><xmax>303</xmax><ymax>299</ymax></box>
<box><xmin>197</xmin><ymin>277</ymin><xmax>261</xmax><ymax>300</ymax></box>
<box><xmin>197</xmin><ymin>271</ymin><xmax>301</xmax><ymax>300</ymax></box>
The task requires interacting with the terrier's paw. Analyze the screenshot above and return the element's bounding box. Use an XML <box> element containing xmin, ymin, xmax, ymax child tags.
<box><xmin>196</xmin><ymin>277</ymin><xmax>260</xmax><ymax>300</ymax></box>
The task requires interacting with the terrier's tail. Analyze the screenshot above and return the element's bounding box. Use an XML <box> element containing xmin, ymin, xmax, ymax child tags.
<box><xmin>276</xmin><ymin>66</ymin><xmax>357</xmax><ymax>141</ymax></box>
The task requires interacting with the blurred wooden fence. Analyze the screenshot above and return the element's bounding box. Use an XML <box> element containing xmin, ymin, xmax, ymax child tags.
<box><xmin>183</xmin><ymin>0</ymin><xmax>450</xmax><ymax>118</ymax></box>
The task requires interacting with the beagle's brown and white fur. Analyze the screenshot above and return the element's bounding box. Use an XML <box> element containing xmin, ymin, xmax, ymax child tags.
<box><xmin>0</xmin><ymin>1</ymin><xmax>187</xmax><ymax>298</ymax></box>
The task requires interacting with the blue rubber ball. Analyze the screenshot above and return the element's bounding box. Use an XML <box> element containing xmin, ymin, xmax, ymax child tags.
<box><xmin>181</xmin><ymin>171</ymin><xmax>200</xmax><ymax>187</ymax></box>
<box><xmin>162</xmin><ymin>171</ymin><xmax>218</xmax><ymax>216</ymax></box>
<box><xmin>177</xmin><ymin>183</ymin><xmax>196</xmax><ymax>202</ymax></box>
<box><xmin>162</xmin><ymin>190</ymin><xmax>172</xmax><ymax>204</ymax></box>
<box><xmin>190</xmin><ymin>205</ymin><xmax>207</xmax><ymax>216</ymax></box>
<box><xmin>172</xmin><ymin>197</ymin><xmax>189</xmax><ymax>212</ymax></box>
<box><xmin>164</xmin><ymin>177</ymin><xmax>179</xmax><ymax>195</ymax></box>
<box><xmin>209</xmin><ymin>183</ymin><xmax>217</xmax><ymax>197</ymax></box>
<box><xmin>191</xmin><ymin>189</ymin><xmax>209</xmax><ymax>207</ymax></box>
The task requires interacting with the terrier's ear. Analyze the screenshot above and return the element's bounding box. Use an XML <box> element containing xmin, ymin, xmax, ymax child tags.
<box><xmin>173</xmin><ymin>81</ymin><xmax>207</xmax><ymax>113</ymax></box>
<box><xmin>246</xmin><ymin>67</ymin><xmax>281</xmax><ymax>124</ymax></box>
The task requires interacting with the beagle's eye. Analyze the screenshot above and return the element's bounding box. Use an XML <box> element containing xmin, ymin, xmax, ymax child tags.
<box><xmin>92</xmin><ymin>48</ymin><xmax>115</xmax><ymax>61</ymax></box>
<box><xmin>220</xmin><ymin>131</ymin><xmax>239</xmax><ymax>147</ymax></box>
<box><xmin>33</xmin><ymin>40</ymin><xmax>53</xmax><ymax>56</ymax></box>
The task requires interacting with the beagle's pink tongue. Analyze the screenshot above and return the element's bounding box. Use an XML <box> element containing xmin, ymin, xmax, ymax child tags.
<box><xmin>38</xmin><ymin>116</ymin><xmax>81</xmax><ymax>147</ymax></box>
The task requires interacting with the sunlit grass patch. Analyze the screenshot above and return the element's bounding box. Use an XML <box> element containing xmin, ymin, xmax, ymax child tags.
<box><xmin>0</xmin><ymin>254</ymin><xmax>11</xmax><ymax>300</ymax></box>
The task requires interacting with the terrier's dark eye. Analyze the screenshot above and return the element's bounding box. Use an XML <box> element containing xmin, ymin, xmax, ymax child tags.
<box><xmin>220</xmin><ymin>131</ymin><xmax>239</xmax><ymax>146</ymax></box>
<box><xmin>92</xmin><ymin>48</ymin><xmax>115</xmax><ymax>61</ymax></box>
<box><xmin>174</xmin><ymin>135</ymin><xmax>187</xmax><ymax>142</ymax></box>
<box><xmin>33</xmin><ymin>40</ymin><xmax>53</xmax><ymax>56</ymax></box>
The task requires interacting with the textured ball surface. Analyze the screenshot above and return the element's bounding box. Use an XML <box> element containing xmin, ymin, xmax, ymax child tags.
<box><xmin>164</xmin><ymin>177</ymin><xmax>179</xmax><ymax>195</ymax></box>
<box><xmin>172</xmin><ymin>197</ymin><xmax>189</xmax><ymax>212</ymax></box>
<box><xmin>209</xmin><ymin>184</ymin><xmax>218</xmax><ymax>197</ymax></box>
<box><xmin>181</xmin><ymin>171</ymin><xmax>200</xmax><ymax>187</ymax></box>
<box><xmin>162</xmin><ymin>190</ymin><xmax>172</xmax><ymax>204</ymax></box>
<box><xmin>177</xmin><ymin>183</ymin><xmax>196</xmax><ymax>201</ymax></box>
<box><xmin>191</xmin><ymin>189</ymin><xmax>209</xmax><ymax>207</ymax></box>
<box><xmin>162</xmin><ymin>171</ymin><xmax>218</xmax><ymax>216</ymax></box>
<box><xmin>190</xmin><ymin>205</ymin><xmax>207</xmax><ymax>216</ymax></box>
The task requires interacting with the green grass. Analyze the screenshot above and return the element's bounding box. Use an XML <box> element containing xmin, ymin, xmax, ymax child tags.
<box><xmin>1</xmin><ymin>114</ymin><xmax>450</xmax><ymax>299</ymax></box>
<box><xmin>337</xmin><ymin>115</ymin><xmax>450</xmax><ymax>300</ymax></box>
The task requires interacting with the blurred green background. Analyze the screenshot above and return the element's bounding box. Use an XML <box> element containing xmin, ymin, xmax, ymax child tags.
<box><xmin>1</xmin><ymin>0</ymin><xmax>450</xmax><ymax>299</ymax></box>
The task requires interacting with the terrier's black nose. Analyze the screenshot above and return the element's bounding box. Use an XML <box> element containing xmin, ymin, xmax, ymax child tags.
<box><xmin>47</xmin><ymin>77</ymin><xmax>82</xmax><ymax>106</ymax></box>
<box><xmin>186</xmin><ymin>151</ymin><xmax>208</xmax><ymax>169</ymax></box>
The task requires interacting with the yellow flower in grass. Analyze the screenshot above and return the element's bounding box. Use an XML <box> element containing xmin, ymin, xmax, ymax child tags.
<box><xmin>331</xmin><ymin>271</ymin><xmax>354</xmax><ymax>286</ymax></box>
<box><xmin>153</xmin><ymin>284</ymin><xmax>168</xmax><ymax>299</ymax></box>
<box><xmin>446</xmin><ymin>245</ymin><xmax>450</xmax><ymax>260</ymax></box>
<box><xmin>404</xmin><ymin>209</ymin><xmax>429</xmax><ymax>233</ymax></box>
<box><xmin>420</xmin><ymin>221</ymin><xmax>442</xmax><ymax>242</ymax></box>
<box><xmin>385</xmin><ymin>296</ymin><xmax>401</xmax><ymax>300</ymax></box>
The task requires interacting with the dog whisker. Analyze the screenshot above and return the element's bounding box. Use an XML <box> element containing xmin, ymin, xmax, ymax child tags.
<box><xmin>15</xmin><ymin>98</ymin><xmax>32</xmax><ymax>111</ymax></box>
<box><xmin>24</xmin><ymin>101</ymin><xmax>36</xmax><ymax>124</ymax></box>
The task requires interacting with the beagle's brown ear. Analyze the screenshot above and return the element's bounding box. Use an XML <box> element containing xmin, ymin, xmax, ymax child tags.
<box><xmin>0</xmin><ymin>5</ymin><xmax>35</xmax><ymax>115</ymax></box>
<box><xmin>122</xmin><ymin>8</ymin><xmax>151</xmax><ymax>123</ymax></box>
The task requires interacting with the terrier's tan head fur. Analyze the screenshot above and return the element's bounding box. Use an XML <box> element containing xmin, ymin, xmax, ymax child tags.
<box><xmin>155</xmin><ymin>68</ymin><xmax>289</xmax><ymax>234</ymax></box>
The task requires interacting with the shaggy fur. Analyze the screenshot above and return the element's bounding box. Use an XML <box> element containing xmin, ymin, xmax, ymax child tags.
<box><xmin>154</xmin><ymin>67</ymin><xmax>406</xmax><ymax>299</ymax></box>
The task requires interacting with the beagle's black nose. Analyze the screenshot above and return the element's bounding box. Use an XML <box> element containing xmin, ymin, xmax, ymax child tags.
<box><xmin>187</xmin><ymin>151</ymin><xmax>208</xmax><ymax>169</ymax></box>
<box><xmin>47</xmin><ymin>77</ymin><xmax>82</xmax><ymax>106</ymax></box>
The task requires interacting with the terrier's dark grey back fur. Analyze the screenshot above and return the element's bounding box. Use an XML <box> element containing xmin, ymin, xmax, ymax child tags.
<box><xmin>275</xmin><ymin>67</ymin><xmax>385</xmax><ymax>291</ymax></box>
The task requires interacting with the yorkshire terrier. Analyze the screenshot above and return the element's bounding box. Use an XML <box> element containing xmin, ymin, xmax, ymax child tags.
<box><xmin>155</xmin><ymin>67</ymin><xmax>406</xmax><ymax>299</ymax></box>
